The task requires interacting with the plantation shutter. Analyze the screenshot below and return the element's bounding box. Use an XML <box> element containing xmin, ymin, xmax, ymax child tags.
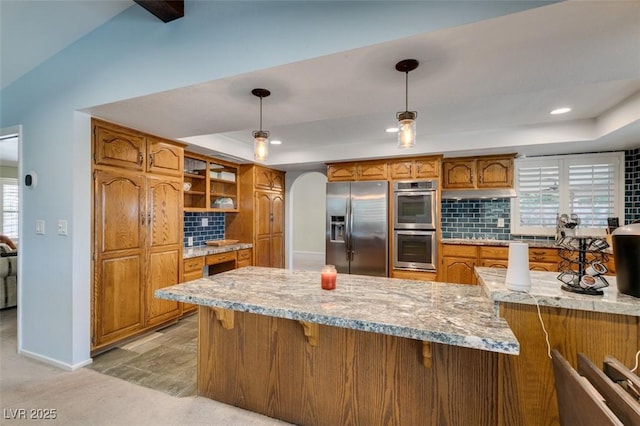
<box><xmin>568</xmin><ymin>161</ymin><xmax>617</xmax><ymax>228</ymax></box>
<box><xmin>516</xmin><ymin>160</ymin><xmax>560</xmax><ymax>231</ymax></box>
<box><xmin>1</xmin><ymin>178</ymin><xmax>19</xmax><ymax>239</ymax></box>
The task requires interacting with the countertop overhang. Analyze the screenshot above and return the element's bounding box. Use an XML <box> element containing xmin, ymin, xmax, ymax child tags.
<box><xmin>476</xmin><ymin>267</ymin><xmax>639</xmax><ymax>316</ymax></box>
<box><xmin>156</xmin><ymin>266</ymin><xmax>519</xmax><ymax>355</ymax></box>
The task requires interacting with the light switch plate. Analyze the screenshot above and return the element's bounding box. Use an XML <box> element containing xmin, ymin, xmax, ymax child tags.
<box><xmin>36</xmin><ymin>219</ymin><xmax>45</xmax><ymax>235</ymax></box>
<box><xmin>202</xmin><ymin>218</ymin><xmax>208</xmax><ymax>227</ymax></box>
<box><xmin>497</xmin><ymin>218</ymin><xmax>505</xmax><ymax>228</ymax></box>
<box><xmin>57</xmin><ymin>219</ymin><xmax>68</xmax><ymax>236</ymax></box>
<box><xmin>187</xmin><ymin>236</ymin><xmax>193</xmax><ymax>246</ymax></box>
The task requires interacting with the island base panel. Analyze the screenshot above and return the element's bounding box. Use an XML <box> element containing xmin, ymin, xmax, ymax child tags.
<box><xmin>498</xmin><ymin>303</ymin><xmax>639</xmax><ymax>426</ymax></box>
<box><xmin>198</xmin><ymin>307</ymin><xmax>500</xmax><ymax>426</ymax></box>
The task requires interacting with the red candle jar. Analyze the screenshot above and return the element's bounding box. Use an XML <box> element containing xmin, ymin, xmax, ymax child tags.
<box><xmin>321</xmin><ymin>265</ymin><xmax>337</xmax><ymax>290</ymax></box>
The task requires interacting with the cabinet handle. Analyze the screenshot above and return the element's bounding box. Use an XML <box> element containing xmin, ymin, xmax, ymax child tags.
<box><xmin>138</xmin><ymin>152</ymin><xmax>144</xmax><ymax>166</ymax></box>
<box><xmin>147</xmin><ymin>213</ymin><xmax>152</xmax><ymax>225</ymax></box>
<box><xmin>479</xmin><ymin>174</ymin><xmax>483</xmax><ymax>183</ymax></box>
<box><xmin>140</xmin><ymin>212</ymin><xmax>146</xmax><ymax>225</ymax></box>
<box><xmin>470</xmin><ymin>173</ymin><xmax>474</xmax><ymax>184</ymax></box>
<box><xmin>148</xmin><ymin>153</ymin><xmax>154</xmax><ymax>167</ymax></box>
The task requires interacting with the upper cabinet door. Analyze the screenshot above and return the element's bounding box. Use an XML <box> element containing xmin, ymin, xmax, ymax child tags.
<box><xmin>327</xmin><ymin>163</ymin><xmax>357</xmax><ymax>182</ymax></box>
<box><xmin>147</xmin><ymin>137</ymin><xmax>184</xmax><ymax>177</ymax></box>
<box><xmin>94</xmin><ymin>122</ymin><xmax>146</xmax><ymax>172</ymax></box>
<box><xmin>414</xmin><ymin>158</ymin><xmax>440</xmax><ymax>179</ymax></box>
<box><xmin>389</xmin><ymin>161</ymin><xmax>413</xmax><ymax>180</ymax></box>
<box><xmin>357</xmin><ymin>161</ymin><xmax>387</xmax><ymax>181</ymax></box>
<box><xmin>477</xmin><ymin>158</ymin><xmax>513</xmax><ymax>188</ymax></box>
<box><xmin>147</xmin><ymin>177</ymin><xmax>183</xmax><ymax>248</ymax></box>
<box><xmin>442</xmin><ymin>159</ymin><xmax>476</xmax><ymax>189</ymax></box>
<box><xmin>94</xmin><ymin>169</ymin><xmax>145</xmax><ymax>255</ymax></box>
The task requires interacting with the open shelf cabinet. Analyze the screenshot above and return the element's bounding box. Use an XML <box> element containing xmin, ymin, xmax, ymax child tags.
<box><xmin>183</xmin><ymin>153</ymin><xmax>239</xmax><ymax>212</ymax></box>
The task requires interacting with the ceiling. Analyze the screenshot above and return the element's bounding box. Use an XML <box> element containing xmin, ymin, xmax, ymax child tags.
<box><xmin>2</xmin><ymin>1</ymin><xmax>640</xmax><ymax>172</ymax></box>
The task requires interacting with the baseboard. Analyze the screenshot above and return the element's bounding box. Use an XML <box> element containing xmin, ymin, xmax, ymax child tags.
<box><xmin>18</xmin><ymin>348</ymin><xmax>92</xmax><ymax>371</ymax></box>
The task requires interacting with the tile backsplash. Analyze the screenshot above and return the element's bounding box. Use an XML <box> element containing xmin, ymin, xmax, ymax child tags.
<box><xmin>625</xmin><ymin>147</ymin><xmax>640</xmax><ymax>224</ymax></box>
<box><xmin>184</xmin><ymin>212</ymin><xmax>225</xmax><ymax>246</ymax></box>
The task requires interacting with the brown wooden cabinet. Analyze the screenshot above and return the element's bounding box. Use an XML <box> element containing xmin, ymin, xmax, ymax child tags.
<box><xmin>145</xmin><ymin>176</ymin><xmax>183</xmax><ymax>327</ymax></box>
<box><xmin>389</xmin><ymin>157</ymin><xmax>440</xmax><ymax>180</ymax></box>
<box><xmin>226</xmin><ymin>165</ymin><xmax>285</xmax><ymax>268</ymax></box>
<box><xmin>93</xmin><ymin>119</ymin><xmax>183</xmax><ymax>177</ymax></box>
<box><xmin>327</xmin><ymin>161</ymin><xmax>387</xmax><ymax>181</ymax></box>
<box><xmin>93</xmin><ymin>169</ymin><xmax>145</xmax><ymax>347</ymax></box>
<box><xmin>91</xmin><ymin>119</ymin><xmax>184</xmax><ymax>354</ymax></box>
<box><xmin>183</xmin><ymin>152</ymin><xmax>239</xmax><ymax>212</ymax></box>
<box><xmin>440</xmin><ymin>244</ymin><xmax>478</xmax><ymax>285</ymax></box>
<box><xmin>442</xmin><ymin>154</ymin><xmax>514</xmax><ymax>190</ymax></box>
<box><xmin>441</xmin><ymin>243</ymin><xmax>561</xmax><ymax>284</ymax></box>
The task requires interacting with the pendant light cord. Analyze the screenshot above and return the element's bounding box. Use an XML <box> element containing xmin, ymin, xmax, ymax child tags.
<box><xmin>259</xmin><ymin>96</ymin><xmax>263</xmax><ymax>131</ymax></box>
<box><xmin>405</xmin><ymin>71</ymin><xmax>409</xmax><ymax>112</ymax></box>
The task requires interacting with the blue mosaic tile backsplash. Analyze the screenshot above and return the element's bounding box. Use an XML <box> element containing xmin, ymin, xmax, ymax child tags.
<box><xmin>625</xmin><ymin>147</ymin><xmax>640</xmax><ymax>224</ymax></box>
<box><xmin>184</xmin><ymin>212</ymin><xmax>225</xmax><ymax>246</ymax></box>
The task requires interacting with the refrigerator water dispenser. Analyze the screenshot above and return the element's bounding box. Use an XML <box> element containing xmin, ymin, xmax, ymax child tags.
<box><xmin>330</xmin><ymin>216</ymin><xmax>345</xmax><ymax>243</ymax></box>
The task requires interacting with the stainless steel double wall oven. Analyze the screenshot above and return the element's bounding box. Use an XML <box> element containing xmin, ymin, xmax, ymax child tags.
<box><xmin>393</xmin><ymin>180</ymin><xmax>438</xmax><ymax>271</ymax></box>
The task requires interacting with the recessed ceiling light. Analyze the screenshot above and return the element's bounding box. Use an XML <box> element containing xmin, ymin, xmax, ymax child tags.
<box><xmin>385</xmin><ymin>127</ymin><xmax>399</xmax><ymax>133</ymax></box>
<box><xmin>270</xmin><ymin>140</ymin><xmax>282</xmax><ymax>145</ymax></box>
<box><xmin>550</xmin><ymin>107</ymin><xmax>571</xmax><ymax>115</ymax></box>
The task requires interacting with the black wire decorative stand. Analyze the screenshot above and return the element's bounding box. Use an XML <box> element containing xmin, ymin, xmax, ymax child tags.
<box><xmin>556</xmin><ymin>236</ymin><xmax>610</xmax><ymax>296</ymax></box>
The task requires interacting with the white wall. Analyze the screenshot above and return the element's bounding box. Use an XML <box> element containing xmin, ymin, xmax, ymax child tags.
<box><xmin>292</xmin><ymin>172</ymin><xmax>327</xmax><ymax>254</ymax></box>
<box><xmin>0</xmin><ymin>1</ymin><xmax>546</xmax><ymax>368</ymax></box>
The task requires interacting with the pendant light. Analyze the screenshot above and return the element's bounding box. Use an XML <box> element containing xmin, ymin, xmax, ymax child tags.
<box><xmin>395</xmin><ymin>59</ymin><xmax>419</xmax><ymax>149</ymax></box>
<box><xmin>252</xmin><ymin>88</ymin><xmax>270</xmax><ymax>161</ymax></box>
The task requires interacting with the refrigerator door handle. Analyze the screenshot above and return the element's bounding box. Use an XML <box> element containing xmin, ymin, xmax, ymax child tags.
<box><xmin>349</xmin><ymin>198</ymin><xmax>355</xmax><ymax>261</ymax></box>
<box><xmin>345</xmin><ymin>196</ymin><xmax>352</xmax><ymax>261</ymax></box>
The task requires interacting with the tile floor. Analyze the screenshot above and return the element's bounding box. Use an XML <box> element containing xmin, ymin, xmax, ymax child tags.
<box><xmin>88</xmin><ymin>314</ymin><xmax>198</xmax><ymax>397</ymax></box>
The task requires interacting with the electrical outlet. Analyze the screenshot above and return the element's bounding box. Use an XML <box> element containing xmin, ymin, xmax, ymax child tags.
<box><xmin>187</xmin><ymin>236</ymin><xmax>193</xmax><ymax>246</ymax></box>
<box><xmin>497</xmin><ymin>218</ymin><xmax>505</xmax><ymax>228</ymax></box>
<box><xmin>202</xmin><ymin>218</ymin><xmax>208</xmax><ymax>227</ymax></box>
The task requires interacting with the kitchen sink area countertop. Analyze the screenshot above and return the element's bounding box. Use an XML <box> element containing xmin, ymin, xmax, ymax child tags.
<box><xmin>156</xmin><ymin>266</ymin><xmax>519</xmax><ymax>355</ymax></box>
<box><xmin>476</xmin><ymin>267</ymin><xmax>640</xmax><ymax>317</ymax></box>
<box><xmin>183</xmin><ymin>243</ymin><xmax>252</xmax><ymax>259</ymax></box>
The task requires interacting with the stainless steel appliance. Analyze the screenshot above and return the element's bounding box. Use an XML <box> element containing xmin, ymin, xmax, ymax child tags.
<box><xmin>392</xmin><ymin>180</ymin><xmax>438</xmax><ymax>271</ymax></box>
<box><xmin>326</xmin><ymin>181</ymin><xmax>388</xmax><ymax>277</ymax></box>
<box><xmin>393</xmin><ymin>229</ymin><xmax>437</xmax><ymax>270</ymax></box>
<box><xmin>393</xmin><ymin>180</ymin><xmax>438</xmax><ymax>229</ymax></box>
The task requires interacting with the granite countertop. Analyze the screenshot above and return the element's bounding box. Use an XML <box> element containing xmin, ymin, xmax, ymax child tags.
<box><xmin>476</xmin><ymin>267</ymin><xmax>639</xmax><ymax>317</ymax></box>
<box><xmin>183</xmin><ymin>243</ymin><xmax>252</xmax><ymax>259</ymax></box>
<box><xmin>442</xmin><ymin>238</ymin><xmax>558</xmax><ymax>249</ymax></box>
<box><xmin>156</xmin><ymin>266</ymin><xmax>519</xmax><ymax>355</ymax></box>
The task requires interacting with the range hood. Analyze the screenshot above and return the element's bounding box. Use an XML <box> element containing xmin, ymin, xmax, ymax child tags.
<box><xmin>441</xmin><ymin>188</ymin><xmax>517</xmax><ymax>200</ymax></box>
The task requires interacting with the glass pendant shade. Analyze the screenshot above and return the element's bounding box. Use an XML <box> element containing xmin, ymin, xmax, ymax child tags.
<box><xmin>253</xmin><ymin>130</ymin><xmax>269</xmax><ymax>161</ymax></box>
<box><xmin>397</xmin><ymin>111</ymin><xmax>416</xmax><ymax>149</ymax></box>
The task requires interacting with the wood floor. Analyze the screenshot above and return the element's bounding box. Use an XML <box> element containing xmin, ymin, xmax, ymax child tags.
<box><xmin>88</xmin><ymin>314</ymin><xmax>198</xmax><ymax>397</ymax></box>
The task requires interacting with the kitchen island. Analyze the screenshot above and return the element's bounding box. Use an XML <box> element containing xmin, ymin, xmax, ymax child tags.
<box><xmin>476</xmin><ymin>267</ymin><xmax>640</xmax><ymax>425</ymax></box>
<box><xmin>156</xmin><ymin>266</ymin><xmax>518</xmax><ymax>425</ymax></box>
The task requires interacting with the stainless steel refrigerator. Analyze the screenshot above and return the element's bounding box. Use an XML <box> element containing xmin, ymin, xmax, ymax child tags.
<box><xmin>326</xmin><ymin>181</ymin><xmax>388</xmax><ymax>277</ymax></box>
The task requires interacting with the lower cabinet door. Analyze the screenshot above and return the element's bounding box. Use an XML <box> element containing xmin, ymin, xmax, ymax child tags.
<box><xmin>146</xmin><ymin>248</ymin><xmax>182</xmax><ymax>326</ymax></box>
<box><xmin>442</xmin><ymin>257</ymin><xmax>477</xmax><ymax>285</ymax></box>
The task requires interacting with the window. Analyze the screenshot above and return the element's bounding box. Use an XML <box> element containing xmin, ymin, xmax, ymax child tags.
<box><xmin>1</xmin><ymin>177</ymin><xmax>18</xmax><ymax>239</ymax></box>
<box><xmin>511</xmin><ymin>152</ymin><xmax>624</xmax><ymax>236</ymax></box>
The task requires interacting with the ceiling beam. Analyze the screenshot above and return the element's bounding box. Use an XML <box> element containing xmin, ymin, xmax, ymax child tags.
<box><xmin>134</xmin><ymin>1</ymin><xmax>184</xmax><ymax>23</ymax></box>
